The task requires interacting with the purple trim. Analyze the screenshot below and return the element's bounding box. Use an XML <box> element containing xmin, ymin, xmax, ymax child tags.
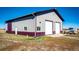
<box><xmin>60</xmin><ymin>31</ymin><xmax>63</xmax><ymax>33</ymax></box>
<box><xmin>53</xmin><ymin>31</ymin><xmax>55</xmax><ymax>34</ymax></box>
<box><xmin>59</xmin><ymin>23</ymin><xmax>61</xmax><ymax>33</ymax></box>
<box><xmin>52</xmin><ymin>22</ymin><xmax>54</xmax><ymax>34</ymax></box>
<box><xmin>36</xmin><ymin>32</ymin><xmax>45</xmax><ymax>36</ymax></box>
<box><xmin>60</xmin><ymin>23</ymin><xmax>61</xmax><ymax>31</ymax></box>
<box><xmin>6</xmin><ymin>31</ymin><xmax>45</xmax><ymax>36</ymax></box>
<box><xmin>7</xmin><ymin>22</ymin><xmax>12</xmax><ymax>32</ymax></box>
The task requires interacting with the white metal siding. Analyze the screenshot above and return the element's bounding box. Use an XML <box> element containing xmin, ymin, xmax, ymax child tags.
<box><xmin>36</xmin><ymin>12</ymin><xmax>62</xmax><ymax>32</ymax></box>
<box><xmin>11</xmin><ymin>11</ymin><xmax>62</xmax><ymax>33</ymax></box>
<box><xmin>12</xmin><ymin>19</ymin><xmax>35</xmax><ymax>32</ymax></box>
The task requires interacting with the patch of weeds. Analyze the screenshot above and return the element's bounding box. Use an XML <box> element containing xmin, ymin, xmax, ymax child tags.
<box><xmin>35</xmin><ymin>36</ymin><xmax>50</xmax><ymax>42</ymax></box>
<box><xmin>25</xmin><ymin>37</ymin><xmax>35</xmax><ymax>40</ymax></box>
<box><xmin>35</xmin><ymin>36</ymin><xmax>44</xmax><ymax>42</ymax></box>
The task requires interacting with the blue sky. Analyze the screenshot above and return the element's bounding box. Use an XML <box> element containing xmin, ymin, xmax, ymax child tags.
<box><xmin>0</xmin><ymin>7</ymin><xmax>79</xmax><ymax>29</ymax></box>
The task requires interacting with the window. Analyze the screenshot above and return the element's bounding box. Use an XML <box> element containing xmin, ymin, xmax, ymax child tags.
<box><xmin>24</xmin><ymin>27</ymin><xmax>27</xmax><ymax>30</ymax></box>
<box><xmin>37</xmin><ymin>27</ymin><xmax>41</xmax><ymax>31</ymax></box>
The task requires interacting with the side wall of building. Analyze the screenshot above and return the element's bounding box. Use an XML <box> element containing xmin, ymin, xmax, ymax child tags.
<box><xmin>6</xmin><ymin>18</ymin><xmax>45</xmax><ymax>36</ymax></box>
<box><xmin>6</xmin><ymin>22</ymin><xmax>12</xmax><ymax>32</ymax></box>
<box><xmin>12</xmin><ymin>19</ymin><xmax>35</xmax><ymax>32</ymax></box>
<box><xmin>6</xmin><ymin>19</ymin><xmax>36</xmax><ymax>36</ymax></box>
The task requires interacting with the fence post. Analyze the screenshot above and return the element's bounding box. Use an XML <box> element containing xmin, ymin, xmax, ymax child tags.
<box><xmin>15</xmin><ymin>28</ymin><xmax>17</xmax><ymax>35</ymax></box>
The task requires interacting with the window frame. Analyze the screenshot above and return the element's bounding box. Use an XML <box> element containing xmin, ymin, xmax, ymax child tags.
<box><xmin>24</xmin><ymin>27</ymin><xmax>27</xmax><ymax>30</ymax></box>
<box><xmin>37</xmin><ymin>26</ymin><xmax>41</xmax><ymax>31</ymax></box>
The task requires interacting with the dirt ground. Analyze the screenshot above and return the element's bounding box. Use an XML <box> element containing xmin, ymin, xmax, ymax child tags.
<box><xmin>0</xmin><ymin>30</ymin><xmax>79</xmax><ymax>51</ymax></box>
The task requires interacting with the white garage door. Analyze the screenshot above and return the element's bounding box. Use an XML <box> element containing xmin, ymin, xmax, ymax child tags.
<box><xmin>55</xmin><ymin>23</ymin><xmax>60</xmax><ymax>34</ymax></box>
<box><xmin>45</xmin><ymin>21</ymin><xmax>53</xmax><ymax>35</ymax></box>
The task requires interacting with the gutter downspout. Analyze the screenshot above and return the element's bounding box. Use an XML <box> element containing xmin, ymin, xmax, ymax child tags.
<box><xmin>32</xmin><ymin>13</ymin><xmax>37</xmax><ymax>37</ymax></box>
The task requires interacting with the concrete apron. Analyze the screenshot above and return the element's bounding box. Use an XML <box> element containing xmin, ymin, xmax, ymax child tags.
<box><xmin>47</xmin><ymin>34</ymin><xmax>64</xmax><ymax>37</ymax></box>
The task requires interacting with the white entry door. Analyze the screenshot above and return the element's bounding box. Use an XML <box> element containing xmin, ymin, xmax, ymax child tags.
<box><xmin>55</xmin><ymin>23</ymin><xmax>60</xmax><ymax>34</ymax></box>
<box><xmin>45</xmin><ymin>21</ymin><xmax>52</xmax><ymax>35</ymax></box>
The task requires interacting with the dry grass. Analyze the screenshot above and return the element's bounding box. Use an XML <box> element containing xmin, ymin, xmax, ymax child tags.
<box><xmin>0</xmin><ymin>29</ymin><xmax>5</xmax><ymax>33</ymax></box>
<box><xmin>0</xmin><ymin>30</ymin><xmax>79</xmax><ymax>51</ymax></box>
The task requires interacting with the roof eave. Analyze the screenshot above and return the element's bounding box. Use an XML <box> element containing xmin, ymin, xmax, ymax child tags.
<box><xmin>53</xmin><ymin>9</ymin><xmax>64</xmax><ymax>21</ymax></box>
<box><xmin>5</xmin><ymin>9</ymin><xmax>64</xmax><ymax>23</ymax></box>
